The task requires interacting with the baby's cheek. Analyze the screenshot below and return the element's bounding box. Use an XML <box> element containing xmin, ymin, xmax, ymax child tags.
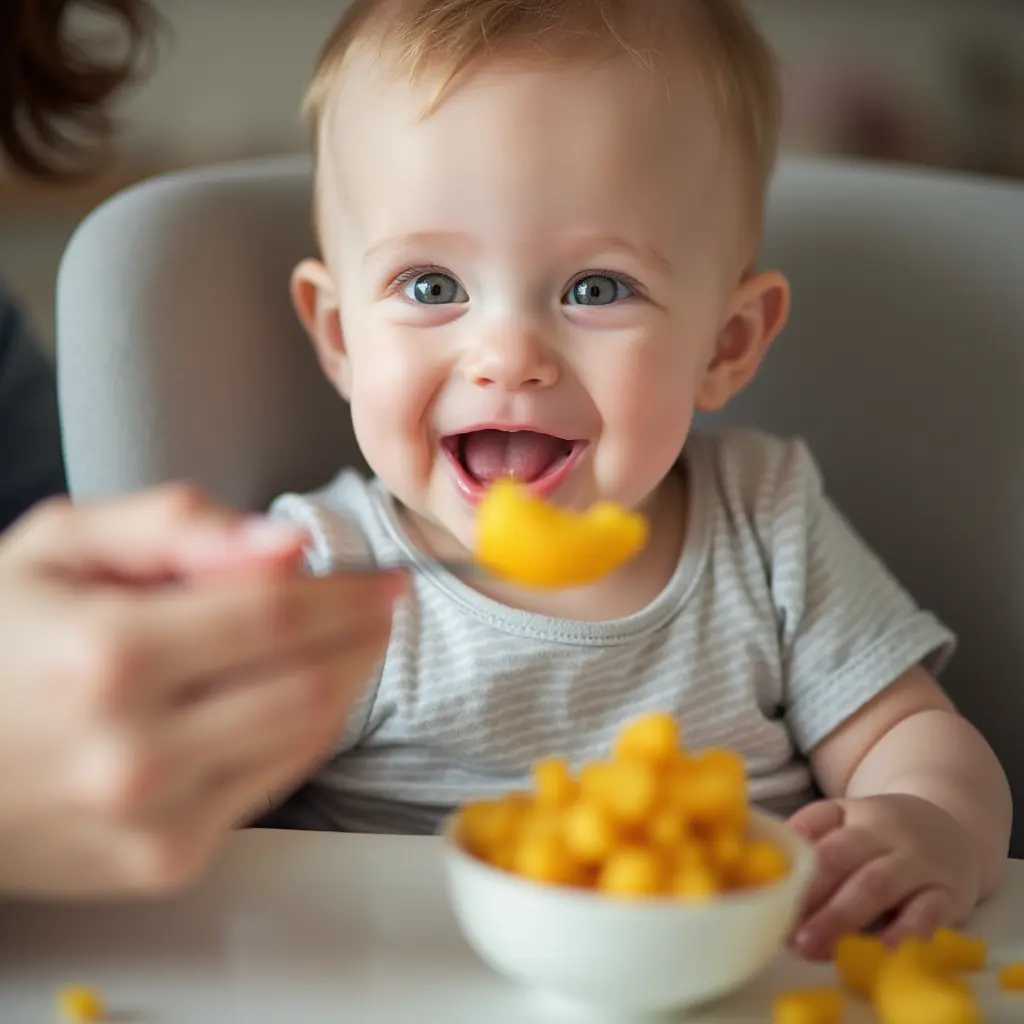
<box><xmin>348</xmin><ymin>351</ymin><xmax>438</xmax><ymax>491</ymax></box>
<box><xmin>592</xmin><ymin>363</ymin><xmax>696</xmax><ymax>505</ymax></box>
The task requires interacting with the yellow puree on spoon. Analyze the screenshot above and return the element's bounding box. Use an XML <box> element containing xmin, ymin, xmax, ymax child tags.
<box><xmin>475</xmin><ymin>480</ymin><xmax>649</xmax><ymax>589</ymax></box>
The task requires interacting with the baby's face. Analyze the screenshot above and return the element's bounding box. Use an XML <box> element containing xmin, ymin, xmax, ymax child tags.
<box><xmin>302</xmin><ymin>48</ymin><xmax>776</xmax><ymax>554</ymax></box>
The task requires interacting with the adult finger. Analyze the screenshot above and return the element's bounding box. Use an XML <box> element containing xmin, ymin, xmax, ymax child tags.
<box><xmin>157</xmin><ymin>630</ymin><xmax>391</xmax><ymax>810</ymax></box>
<box><xmin>796</xmin><ymin>850</ymin><xmax>920</xmax><ymax>960</ymax></box>
<box><xmin>121</xmin><ymin>710</ymin><xmax>369</xmax><ymax>896</ymax></box>
<box><xmin>123</xmin><ymin>570</ymin><xmax>406</xmax><ymax>701</ymax></box>
<box><xmin>799</xmin><ymin>825</ymin><xmax>887</xmax><ymax>921</ymax></box>
<box><xmin>880</xmin><ymin>887</ymin><xmax>956</xmax><ymax>947</ymax></box>
<box><xmin>64</xmin><ymin>629</ymin><xmax>387</xmax><ymax>892</ymax></box>
<box><xmin>789</xmin><ymin>799</ymin><xmax>845</xmax><ymax>842</ymax></box>
<box><xmin>131</xmin><ymin>737</ymin><xmax>339</xmax><ymax>894</ymax></box>
<box><xmin>11</xmin><ymin>485</ymin><xmax>308</xmax><ymax>582</ymax></box>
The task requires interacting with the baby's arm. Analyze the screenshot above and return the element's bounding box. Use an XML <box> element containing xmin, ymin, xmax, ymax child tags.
<box><xmin>812</xmin><ymin>665</ymin><xmax>1010</xmax><ymax>894</ymax></box>
<box><xmin>791</xmin><ymin>665</ymin><xmax>1011</xmax><ymax>959</ymax></box>
<box><xmin>720</xmin><ymin>431</ymin><xmax>1012</xmax><ymax>957</ymax></box>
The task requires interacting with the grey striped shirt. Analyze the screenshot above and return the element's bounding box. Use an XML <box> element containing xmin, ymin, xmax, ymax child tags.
<box><xmin>266</xmin><ymin>429</ymin><xmax>954</xmax><ymax>834</ymax></box>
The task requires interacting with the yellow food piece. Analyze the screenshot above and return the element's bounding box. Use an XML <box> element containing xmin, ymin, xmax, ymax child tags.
<box><xmin>475</xmin><ymin>480</ymin><xmax>648</xmax><ymax>589</ymax></box>
<box><xmin>706</xmin><ymin>829</ymin><xmax>745</xmax><ymax>877</ymax></box>
<box><xmin>663</xmin><ymin>758</ymin><xmax>697</xmax><ymax>811</ymax></box>
<box><xmin>532</xmin><ymin>757</ymin><xmax>577</xmax><ymax>808</ymax></box>
<box><xmin>57</xmin><ymin>986</ymin><xmax>105</xmax><ymax>1022</ymax></box>
<box><xmin>579</xmin><ymin>760</ymin><xmax>616</xmax><ymax>803</ymax></box>
<box><xmin>830</xmin><ymin>929</ymin><xmax>988</xmax><ymax>1020</ymax></box>
<box><xmin>645</xmin><ymin>806</ymin><xmax>690</xmax><ymax>850</ymax></box>
<box><xmin>873</xmin><ymin>940</ymin><xmax>979</xmax><ymax>1024</ymax></box>
<box><xmin>457</xmin><ymin>799</ymin><xmax>523</xmax><ymax>857</ymax></box>
<box><xmin>598</xmin><ymin>847</ymin><xmax>666</xmax><ymax>897</ymax></box>
<box><xmin>671</xmin><ymin>861</ymin><xmax>719</xmax><ymax>901</ymax></box>
<box><xmin>732</xmin><ymin>839</ymin><xmax>790</xmax><ymax>888</ymax></box>
<box><xmin>700</xmin><ymin>748</ymin><xmax>746</xmax><ymax>775</ymax></box>
<box><xmin>668</xmin><ymin>840</ymin><xmax>710</xmax><ymax>872</ymax></box>
<box><xmin>874</xmin><ymin>968</ymin><xmax>978</xmax><ymax>1024</ymax></box>
<box><xmin>513</xmin><ymin>833</ymin><xmax>576</xmax><ymax>886</ymax></box>
<box><xmin>835</xmin><ymin>932</ymin><xmax>888</xmax><ymax>997</ymax></box>
<box><xmin>598</xmin><ymin>760</ymin><xmax>661</xmax><ymax>826</ymax></box>
<box><xmin>889</xmin><ymin>937</ymin><xmax>941</xmax><ymax>973</ymax></box>
<box><xmin>772</xmin><ymin>986</ymin><xmax>845</xmax><ymax>1024</ymax></box>
<box><xmin>999</xmin><ymin>961</ymin><xmax>1024</xmax><ymax>990</ymax></box>
<box><xmin>562</xmin><ymin>800</ymin><xmax>617</xmax><ymax>864</ymax></box>
<box><xmin>488</xmin><ymin>841</ymin><xmax>517</xmax><ymax>872</ymax></box>
<box><xmin>517</xmin><ymin>805</ymin><xmax>564</xmax><ymax>844</ymax></box>
<box><xmin>614</xmin><ymin>712</ymin><xmax>681</xmax><ymax>764</ymax></box>
<box><xmin>928</xmin><ymin>928</ymin><xmax>987</xmax><ymax>973</ymax></box>
<box><xmin>682</xmin><ymin>748</ymin><xmax>749</xmax><ymax>831</ymax></box>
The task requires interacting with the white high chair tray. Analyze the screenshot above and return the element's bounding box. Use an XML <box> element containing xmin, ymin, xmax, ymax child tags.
<box><xmin>1</xmin><ymin>830</ymin><xmax>1022</xmax><ymax>1022</ymax></box>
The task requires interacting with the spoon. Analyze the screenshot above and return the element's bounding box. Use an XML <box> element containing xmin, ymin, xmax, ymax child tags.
<box><xmin>328</xmin><ymin>481</ymin><xmax>648</xmax><ymax>590</ymax></box>
<box><xmin>328</xmin><ymin>557</ymin><xmax>487</xmax><ymax>581</ymax></box>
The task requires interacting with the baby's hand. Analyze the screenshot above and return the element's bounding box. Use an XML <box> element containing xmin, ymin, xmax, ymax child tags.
<box><xmin>787</xmin><ymin>794</ymin><xmax>982</xmax><ymax>961</ymax></box>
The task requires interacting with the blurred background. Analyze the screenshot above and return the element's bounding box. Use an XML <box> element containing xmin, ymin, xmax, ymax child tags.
<box><xmin>1</xmin><ymin>0</ymin><xmax>1022</xmax><ymax>355</ymax></box>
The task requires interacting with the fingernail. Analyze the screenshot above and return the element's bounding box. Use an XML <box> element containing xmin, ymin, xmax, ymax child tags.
<box><xmin>239</xmin><ymin>517</ymin><xmax>308</xmax><ymax>553</ymax></box>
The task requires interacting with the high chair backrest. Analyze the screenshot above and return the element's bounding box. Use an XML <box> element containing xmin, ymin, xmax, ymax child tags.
<box><xmin>56</xmin><ymin>156</ymin><xmax>1024</xmax><ymax>853</ymax></box>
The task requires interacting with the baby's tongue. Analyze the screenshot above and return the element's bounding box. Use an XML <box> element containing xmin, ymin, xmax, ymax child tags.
<box><xmin>462</xmin><ymin>430</ymin><xmax>567</xmax><ymax>484</ymax></box>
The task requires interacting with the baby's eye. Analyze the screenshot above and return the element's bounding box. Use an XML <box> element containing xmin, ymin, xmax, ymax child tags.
<box><xmin>564</xmin><ymin>274</ymin><xmax>633</xmax><ymax>307</ymax></box>
<box><xmin>402</xmin><ymin>272</ymin><xmax>469</xmax><ymax>305</ymax></box>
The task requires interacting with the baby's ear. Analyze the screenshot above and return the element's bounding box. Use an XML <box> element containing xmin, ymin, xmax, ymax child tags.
<box><xmin>696</xmin><ymin>270</ymin><xmax>790</xmax><ymax>413</ymax></box>
<box><xmin>291</xmin><ymin>258</ymin><xmax>352</xmax><ymax>398</ymax></box>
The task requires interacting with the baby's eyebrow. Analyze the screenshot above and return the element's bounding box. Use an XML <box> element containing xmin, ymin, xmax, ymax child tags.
<box><xmin>363</xmin><ymin>230</ymin><xmax>473</xmax><ymax>265</ymax></box>
<box><xmin>361</xmin><ymin>230</ymin><xmax>673</xmax><ymax>277</ymax></box>
<box><xmin>566</xmin><ymin>234</ymin><xmax>675</xmax><ymax>277</ymax></box>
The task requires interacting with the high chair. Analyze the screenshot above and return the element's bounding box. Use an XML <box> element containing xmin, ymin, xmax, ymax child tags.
<box><xmin>55</xmin><ymin>155</ymin><xmax>1024</xmax><ymax>853</ymax></box>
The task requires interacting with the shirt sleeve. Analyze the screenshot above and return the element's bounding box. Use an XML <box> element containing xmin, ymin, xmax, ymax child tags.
<box><xmin>766</xmin><ymin>438</ymin><xmax>956</xmax><ymax>753</ymax></box>
<box><xmin>268</xmin><ymin>478</ymin><xmax>384</xmax><ymax>753</ymax></box>
<box><xmin>0</xmin><ymin>286</ymin><xmax>67</xmax><ymax>532</ymax></box>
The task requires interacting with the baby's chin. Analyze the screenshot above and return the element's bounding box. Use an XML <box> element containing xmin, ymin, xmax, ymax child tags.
<box><xmin>389</xmin><ymin>485</ymin><xmax>478</xmax><ymax>561</ymax></box>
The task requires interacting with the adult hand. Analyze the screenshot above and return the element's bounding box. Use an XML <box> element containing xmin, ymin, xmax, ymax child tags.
<box><xmin>0</xmin><ymin>485</ymin><xmax>402</xmax><ymax>899</ymax></box>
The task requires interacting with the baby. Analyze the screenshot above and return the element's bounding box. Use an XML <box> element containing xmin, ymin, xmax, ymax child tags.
<box><xmin>267</xmin><ymin>0</ymin><xmax>1011</xmax><ymax>959</ymax></box>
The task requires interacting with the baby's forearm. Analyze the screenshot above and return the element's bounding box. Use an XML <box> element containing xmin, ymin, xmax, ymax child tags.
<box><xmin>845</xmin><ymin>709</ymin><xmax>1012</xmax><ymax>897</ymax></box>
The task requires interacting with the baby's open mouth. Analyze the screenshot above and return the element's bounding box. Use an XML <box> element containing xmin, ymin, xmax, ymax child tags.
<box><xmin>443</xmin><ymin>429</ymin><xmax>583</xmax><ymax>488</ymax></box>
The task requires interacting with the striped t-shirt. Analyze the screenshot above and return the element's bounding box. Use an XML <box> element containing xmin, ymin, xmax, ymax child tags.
<box><xmin>265</xmin><ymin>428</ymin><xmax>954</xmax><ymax>834</ymax></box>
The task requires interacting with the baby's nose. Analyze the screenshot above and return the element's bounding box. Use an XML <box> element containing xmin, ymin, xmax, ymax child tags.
<box><xmin>464</xmin><ymin>324</ymin><xmax>559</xmax><ymax>390</ymax></box>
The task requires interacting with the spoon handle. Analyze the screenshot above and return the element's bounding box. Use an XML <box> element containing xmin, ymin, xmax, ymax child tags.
<box><xmin>328</xmin><ymin>557</ymin><xmax>485</xmax><ymax>580</ymax></box>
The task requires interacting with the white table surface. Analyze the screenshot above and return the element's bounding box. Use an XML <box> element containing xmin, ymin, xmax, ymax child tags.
<box><xmin>1</xmin><ymin>830</ymin><xmax>1022</xmax><ymax>1023</ymax></box>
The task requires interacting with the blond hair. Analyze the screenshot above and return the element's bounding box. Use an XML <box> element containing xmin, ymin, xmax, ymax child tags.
<box><xmin>305</xmin><ymin>0</ymin><xmax>781</xmax><ymax>223</ymax></box>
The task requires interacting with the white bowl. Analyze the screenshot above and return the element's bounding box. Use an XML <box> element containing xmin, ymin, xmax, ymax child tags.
<box><xmin>440</xmin><ymin>809</ymin><xmax>815</xmax><ymax>1017</ymax></box>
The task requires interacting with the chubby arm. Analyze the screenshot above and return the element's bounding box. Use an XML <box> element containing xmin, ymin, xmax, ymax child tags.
<box><xmin>788</xmin><ymin>667</ymin><xmax>1011</xmax><ymax>959</ymax></box>
<box><xmin>809</xmin><ymin>666</ymin><xmax>1012</xmax><ymax>899</ymax></box>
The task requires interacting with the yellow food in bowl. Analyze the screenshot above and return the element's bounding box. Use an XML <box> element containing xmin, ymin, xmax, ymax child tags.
<box><xmin>453</xmin><ymin>712</ymin><xmax>790</xmax><ymax>898</ymax></box>
<box><xmin>475</xmin><ymin>480</ymin><xmax>648</xmax><ymax>589</ymax></box>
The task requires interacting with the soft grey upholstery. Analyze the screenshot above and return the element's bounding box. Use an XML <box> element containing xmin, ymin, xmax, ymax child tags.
<box><xmin>57</xmin><ymin>156</ymin><xmax>1024</xmax><ymax>853</ymax></box>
